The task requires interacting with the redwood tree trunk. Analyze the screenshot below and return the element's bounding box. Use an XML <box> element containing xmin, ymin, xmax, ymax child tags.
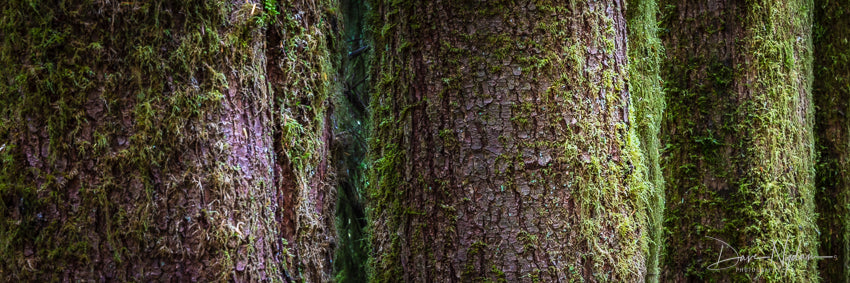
<box><xmin>0</xmin><ymin>0</ymin><xmax>337</xmax><ymax>281</ymax></box>
<box><xmin>659</xmin><ymin>0</ymin><xmax>819</xmax><ymax>280</ymax></box>
<box><xmin>368</xmin><ymin>1</ymin><xmax>647</xmax><ymax>281</ymax></box>
<box><xmin>813</xmin><ymin>0</ymin><xmax>850</xmax><ymax>281</ymax></box>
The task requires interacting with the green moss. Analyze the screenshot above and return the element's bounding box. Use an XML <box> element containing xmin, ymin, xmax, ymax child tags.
<box><xmin>625</xmin><ymin>1</ymin><xmax>666</xmax><ymax>280</ymax></box>
<box><xmin>367</xmin><ymin>0</ymin><xmax>647</xmax><ymax>281</ymax></box>
<box><xmin>0</xmin><ymin>0</ymin><xmax>339</xmax><ymax>280</ymax></box>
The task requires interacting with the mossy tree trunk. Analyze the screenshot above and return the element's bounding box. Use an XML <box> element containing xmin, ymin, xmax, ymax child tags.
<box><xmin>660</xmin><ymin>0</ymin><xmax>818</xmax><ymax>280</ymax></box>
<box><xmin>813</xmin><ymin>0</ymin><xmax>850</xmax><ymax>281</ymax></box>
<box><xmin>270</xmin><ymin>0</ymin><xmax>342</xmax><ymax>281</ymax></box>
<box><xmin>368</xmin><ymin>0</ymin><xmax>647</xmax><ymax>281</ymax></box>
<box><xmin>0</xmin><ymin>0</ymin><xmax>339</xmax><ymax>281</ymax></box>
<box><xmin>626</xmin><ymin>0</ymin><xmax>665</xmax><ymax>281</ymax></box>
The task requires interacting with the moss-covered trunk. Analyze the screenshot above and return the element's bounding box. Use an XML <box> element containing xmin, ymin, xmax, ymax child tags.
<box><xmin>626</xmin><ymin>0</ymin><xmax>665</xmax><ymax>281</ymax></box>
<box><xmin>0</xmin><ymin>0</ymin><xmax>339</xmax><ymax>281</ymax></box>
<box><xmin>659</xmin><ymin>0</ymin><xmax>819</xmax><ymax>280</ymax></box>
<box><xmin>367</xmin><ymin>0</ymin><xmax>647</xmax><ymax>281</ymax></box>
<box><xmin>813</xmin><ymin>0</ymin><xmax>850</xmax><ymax>281</ymax></box>
<box><xmin>269</xmin><ymin>0</ymin><xmax>343</xmax><ymax>281</ymax></box>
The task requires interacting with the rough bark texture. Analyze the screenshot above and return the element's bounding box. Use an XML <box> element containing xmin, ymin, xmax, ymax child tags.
<box><xmin>0</xmin><ymin>0</ymin><xmax>338</xmax><ymax>281</ymax></box>
<box><xmin>368</xmin><ymin>0</ymin><xmax>647</xmax><ymax>281</ymax></box>
<box><xmin>626</xmin><ymin>0</ymin><xmax>665</xmax><ymax>281</ymax></box>
<box><xmin>813</xmin><ymin>0</ymin><xmax>850</xmax><ymax>281</ymax></box>
<box><xmin>660</xmin><ymin>0</ymin><xmax>819</xmax><ymax>281</ymax></box>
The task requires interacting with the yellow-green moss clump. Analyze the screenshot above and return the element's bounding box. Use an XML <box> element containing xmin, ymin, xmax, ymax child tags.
<box><xmin>626</xmin><ymin>0</ymin><xmax>666</xmax><ymax>281</ymax></box>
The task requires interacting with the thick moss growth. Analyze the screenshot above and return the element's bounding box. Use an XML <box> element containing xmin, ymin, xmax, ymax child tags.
<box><xmin>626</xmin><ymin>0</ymin><xmax>666</xmax><ymax>281</ymax></box>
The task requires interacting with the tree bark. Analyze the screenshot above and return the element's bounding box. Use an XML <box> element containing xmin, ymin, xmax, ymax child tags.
<box><xmin>813</xmin><ymin>0</ymin><xmax>850</xmax><ymax>281</ymax></box>
<box><xmin>659</xmin><ymin>0</ymin><xmax>819</xmax><ymax>280</ymax></box>
<box><xmin>368</xmin><ymin>1</ymin><xmax>646</xmax><ymax>281</ymax></box>
<box><xmin>0</xmin><ymin>0</ymin><xmax>338</xmax><ymax>281</ymax></box>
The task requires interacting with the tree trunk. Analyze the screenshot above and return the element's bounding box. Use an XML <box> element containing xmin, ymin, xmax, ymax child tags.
<box><xmin>0</xmin><ymin>0</ymin><xmax>337</xmax><ymax>281</ymax></box>
<box><xmin>813</xmin><ymin>0</ymin><xmax>850</xmax><ymax>281</ymax></box>
<box><xmin>626</xmin><ymin>0</ymin><xmax>666</xmax><ymax>281</ymax></box>
<box><xmin>368</xmin><ymin>1</ymin><xmax>646</xmax><ymax>281</ymax></box>
<box><xmin>659</xmin><ymin>0</ymin><xmax>819</xmax><ymax>280</ymax></box>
